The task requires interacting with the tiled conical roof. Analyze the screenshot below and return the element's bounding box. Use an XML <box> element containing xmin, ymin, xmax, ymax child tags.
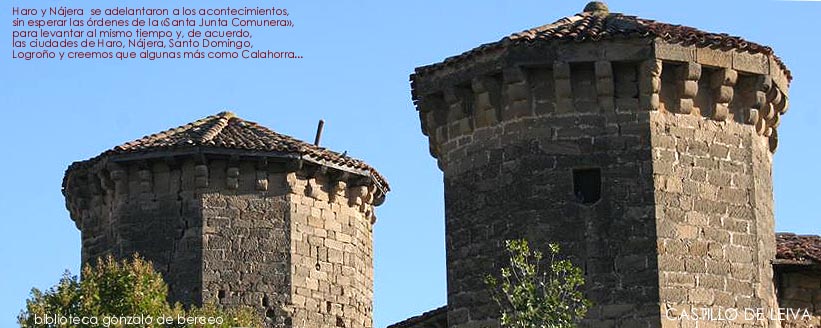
<box><xmin>415</xmin><ymin>1</ymin><xmax>790</xmax><ymax>81</ymax></box>
<box><xmin>69</xmin><ymin>111</ymin><xmax>388</xmax><ymax>191</ymax></box>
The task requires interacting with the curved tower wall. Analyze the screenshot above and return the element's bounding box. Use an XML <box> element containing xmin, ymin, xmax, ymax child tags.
<box><xmin>64</xmin><ymin>154</ymin><xmax>382</xmax><ymax>328</ymax></box>
<box><xmin>411</xmin><ymin>37</ymin><xmax>789</xmax><ymax>327</ymax></box>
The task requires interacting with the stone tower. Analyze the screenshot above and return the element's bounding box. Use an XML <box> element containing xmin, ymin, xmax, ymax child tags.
<box><xmin>62</xmin><ymin>112</ymin><xmax>389</xmax><ymax>328</ymax></box>
<box><xmin>410</xmin><ymin>2</ymin><xmax>790</xmax><ymax>327</ymax></box>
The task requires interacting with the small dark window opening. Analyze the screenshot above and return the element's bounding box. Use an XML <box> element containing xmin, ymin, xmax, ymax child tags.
<box><xmin>265</xmin><ymin>308</ymin><xmax>276</xmax><ymax>319</ymax></box>
<box><xmin>217</xmin><ymin>290</ymin><xmax>226</xmax><ymax>300</ymax></box>
<box><xmin>315</xmin><ymin>246</ymin><xmax>322</xmax><ymax>271</ymax></box>
<box><xmin>573</xmin><ymin>168</ymin><xmax>601</xmax><ymax>204</ymax></box>
<box><xmin>262</xmin><ymin>295</ymin><xmax>270</xmax><ymax>307</ymax></box>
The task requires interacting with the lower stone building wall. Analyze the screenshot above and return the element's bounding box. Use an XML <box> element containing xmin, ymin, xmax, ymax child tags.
<box><xmin>777</xmin><ymin>270</ymin><xmax>821</xmax><ymax>328</ymax></box>
<box><xmin>288</xmin><ymin>174</ymin><xmax>376</xmax><ymax>328</ymax></box>
<box><xmin>650</xmin><ymin>112</ymin><xmax>778</xmax><ymax>328</ymax></box>
<box><xmin>69</xmin><ymin>156</ymin><xmax>380</xmax><ymax>328</ymax></box>
<box><xmin>199</xmin><ymin>160</ymin><xmax>292</xmax><ymax>326</ymax></box>
<box><xmin>440</xmin><ymin>109</ymin><xmax>661</xmax><ymax>327</ymax></box>
<box><xmin>78</xmin><ymin>159</ymin><xmax>205</xmax><ymax>305</ymax></box>
<box><xmin>200</xmin><ymin>161</ymin><xmax>378</xmax><ymax>328</ymax></box>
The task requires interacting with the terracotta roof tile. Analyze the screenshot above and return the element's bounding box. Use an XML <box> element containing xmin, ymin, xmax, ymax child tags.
<box><xmin>72</xmin><ymin>111</ymin><xmax>388</xmax><ymax>191</ymax></box>
<box><xmin>415</xmin><ymin>4</ymin><xmax>790</xmax><ymax>81</ymax></box>
<box><xmin>387</xmin><ymin>306</ymin><xmax>448</xmax><ymax>328</ymax></box>
<box><xmin>776</xmin><ymin>233</ymin><xmax>821</xmax><ymax>265</ymax></box>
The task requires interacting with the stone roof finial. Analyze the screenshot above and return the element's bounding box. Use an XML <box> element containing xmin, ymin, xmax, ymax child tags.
<box><xmin>583</xmin><ymin>1</ymin><xmax>609</xmax><ymax>15</ymax></box>
<box><xmin>216</xmin><ymin>111</ymin><xmax>236</xmax><ymax>119</ymax></box>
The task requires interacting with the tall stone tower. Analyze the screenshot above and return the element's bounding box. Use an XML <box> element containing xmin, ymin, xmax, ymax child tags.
<box><xmin>410</xmin><ymin>2</ymin><xmax>790</xmax><ymax>327</ymax></box>
<box><xmin>62</xmin><ymin>111</ymin><xmax>389</xmax><ymax>328</ymax></box>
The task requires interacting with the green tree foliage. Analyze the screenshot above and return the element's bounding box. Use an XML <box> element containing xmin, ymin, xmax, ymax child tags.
<box><xmin>485</xmin><ymin>239</ymin><xmax>591</xmax><ymax>328</ymax></box>
<box><xmin>18</xmin><ymin>254</ymin><xmax>261</xmax><ymax>328</ymax></box>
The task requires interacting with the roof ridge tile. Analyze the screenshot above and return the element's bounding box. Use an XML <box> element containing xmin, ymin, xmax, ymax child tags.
<box><xmin>198</xmin><ymin>114</ymin><xmax>232</xmax><ymax>144</ymax></box>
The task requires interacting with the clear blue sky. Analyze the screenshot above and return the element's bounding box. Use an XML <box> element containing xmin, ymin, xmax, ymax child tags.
<box><xmin>1</xmin><ymin>1</ymin><xmax>818</xmax><ymax>327</ymax></box>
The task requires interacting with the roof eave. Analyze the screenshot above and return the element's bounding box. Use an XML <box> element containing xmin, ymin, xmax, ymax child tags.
<box><xmin>64</xmin><ymin>146</ymin><xmax>389</xmax><ymax>203</ymax></box>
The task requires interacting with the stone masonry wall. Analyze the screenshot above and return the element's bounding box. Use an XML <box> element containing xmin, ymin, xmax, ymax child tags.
<box><xmin>199</xmin><ymin>160</ymin><xmax>377</xmax><ymax>328</ymax></box>
<box><xmin>427</xmin><ymin>60</ymin><xmax>663</xmax><ymax>327</ymax></box>
<box><xmin>777</xmin><ymin>270</ymin><xmax>821</xmax><ymax>328</ymax></box>
<box><xmin>76</xmin><ymin>159</ymin><xmax>204</xmax><ymax>305</ymax></box>
<box><xmin>287</xmin><ymin>174</ymin><xmax>376</xmax><ymax>328</ymax></box>
<box><xmin>65</xmin><ymin>155</ymin><xmax>381</xmax><ymax>328</ymax></box>
<box><xmin>648</xmin><ymin>55</ymin><xmax>784</xmax><ymax>327</ymax></box>
<box><xmin>200</xmin><ymin>159</ymin><xmax>292</xmax><ymax>326</ymax></box>
<box><xmin>411</xmin><ymin>39</ymin><xmax>790</xmax><ymax>328</ymax></box>
<box><xmin>651</xmin><ymin>112</ymin><xmax>778</xmax><ymax>327</ymax></box>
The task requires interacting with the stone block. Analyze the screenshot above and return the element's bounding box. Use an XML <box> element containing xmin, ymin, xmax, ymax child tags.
<box><xmin>659</xmin><ymin>255</ymin><xmax>686</xmax><ymax>272</ymax></box>
<box><xmin>506</xmin><ymin>81</ymin><xmax>529</xmax><ymax>101</ymax></box>
<box><xmin>706</xmin><ymin>242</ymin><xmax>724</xmax><ymax>259</ymax></box>
<box><xmin>553</xmin><ymin>62</ymin><xmax>571</xmax><ymax>79</ymax></box>
<box><xmin>702</xmin><ymin>228</ymin><xmax>731</xmax><ymax>243</ymax></box>
<box><xmin>656</xmin><ymin>42</ymin><xmax>695</xmax><ymax>62</ymax></box>
<box><xmin>712</xmin><ymin>104</ymin><xmax>729</xmax><ymax>122</ymax></box>
<box><xmin>697</xmin><ymin>48</ymin><xmax>732</xmax><ymax>67</ymax></box>
<box><xmin>681</xmin><ymin>62</ymin><xmax>702</xmax><ymax>81</ymax></box>
<box><xmin>714</xmin><ymin>86</ymin><xmax>734</xmax><ymax>104</ymax></box>
<box><xmin>697</xmin><ymin>274</ymin><xmax>725</xmax><ymax>290</ymax></box>
<box><xmin>660</xmin><ymin>287</ymin><xmax>688</xmax><ymax>303</ymax></box>
<box><xmin>685</xmin><ymin>258</ymin><xmax>708</xmax><ymax>274</ymax></box>
<box><xmin>595</xmin><ymin>61</ymin><xmax>613</xmax><ymax>78</ymax></box>
<box><xmin>704</xmin><ymin>256</ymin><xmax>731</xmax><ymax>276</ymax></box>
<box><xmin>600</xmin><ymin>304</ymin><xmax>636</xmax><ymax>319</ymax></box>
<box><xmin>640</xmin><ymin>94</ymin><xmax>660</xmax><ymax>111</ymax></box>
<box><xmin>733</xmin><ymin>52</ymin><xmax>769</xmax><ymax>75</ymax></box>
<box><xmin>689</xmin><ymin>288</ymin><xmax>714</xmax><ymax>305</ymax></box>
<box><xmin>679</xmin><ymin>99</ymin><xmax>694</xmax><ymax>114</ymax></box>
<box><xmin>666</xmin><ymin>272</ymin><xmax>696</xmax><ymax>287</ymax></box>
<box><xmin>597</xmin><ymin>77</ymin><xmax>614</xmax><ymax>96</ymax></box>
<box><xmin>555</xmin><ymin>79</ymin><xmax>573</xmax><ymax>99</ymax></box>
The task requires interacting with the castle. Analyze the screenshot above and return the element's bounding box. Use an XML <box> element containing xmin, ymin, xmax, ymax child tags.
<box><xmin>62</xmin><ymin>2</ymin><xmax>819</xmax><ymax>328</ymax></box>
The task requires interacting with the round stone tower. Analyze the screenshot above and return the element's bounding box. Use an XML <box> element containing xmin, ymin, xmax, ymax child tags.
<box><xmin>62</xmin><ymin>111</ymin><xmax>389</xmax><ymax>328</ymax></box>
<box><xmin>410</xmin><ymin>2</ymin><xmax>790</xmax><ymax>327</ymax></box>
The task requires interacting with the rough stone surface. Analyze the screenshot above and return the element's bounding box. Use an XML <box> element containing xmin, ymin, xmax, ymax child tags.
<box><xmin>651</xmin><ymin>112</ymin><xmax>779</xmax><ymax>328</ymax></box>
<box><xmin>776</xmin><ymin>270</ymin><xmax>821</xmax><ymax>328</ymax></box>
<box><xmin>408</xmin><ymin>4</ymin><xmax>792</xmax><ymax>327</ymax></box>
<box><xmin>62</xmin><ymin>114</ymin><xmax>387</xmax><ymax>328</ymax></box>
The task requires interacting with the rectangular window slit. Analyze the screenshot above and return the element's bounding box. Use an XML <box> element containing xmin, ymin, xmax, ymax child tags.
<box><xmin>573</xmin><ymin>168</ymin><xmax>601</xmax><ymax>204</ymax></box>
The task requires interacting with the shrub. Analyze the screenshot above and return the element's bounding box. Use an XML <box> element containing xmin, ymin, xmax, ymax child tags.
<box><xmin>18</xmin><ymin>254</ymin><xmax>261</xmax><ymax>328</ymax></box>
<box><xmin>485</xmin><ymin>239</ymin><xmax>591</xmax><ymax>328</ymax></box>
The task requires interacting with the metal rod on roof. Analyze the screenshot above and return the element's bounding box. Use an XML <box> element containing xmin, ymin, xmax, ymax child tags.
<box><xmin>314</xmin><ymin>119</ymin><xmax>325</xmax><ymax>146</ymax></box>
